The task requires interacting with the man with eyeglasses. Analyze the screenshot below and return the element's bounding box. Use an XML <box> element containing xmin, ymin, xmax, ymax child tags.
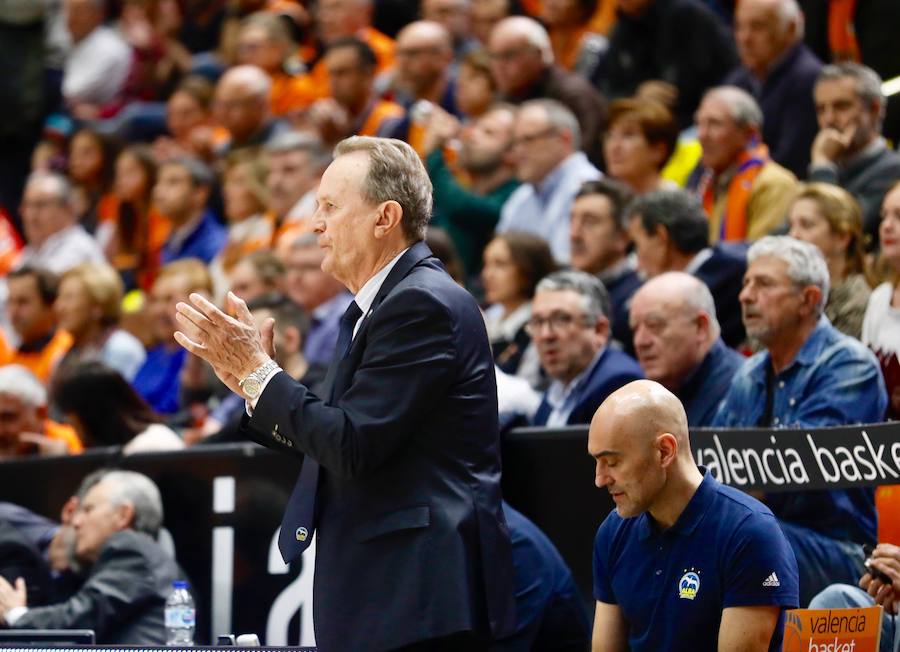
<box><xmin>497</xmin><ymin>99</ymin><xmax>601</xmax><ymax>263</ymax></box>
<box><xmin>16</xmin><ymin>172</ymin><xmax>103</xmax><ymax>274</ymax></box>
<box><xmin>488</xmin><ymin>16</ymin><xmax>607</xmax><ymax>166</ymax></box>
<box><xmin>530</xmin><ymin>270</ymin><xmax>642</xmax><ymax>427</ymax></box>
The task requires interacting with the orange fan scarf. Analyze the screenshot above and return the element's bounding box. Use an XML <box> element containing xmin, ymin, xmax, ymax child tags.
<box><xmin>699</xmin><ymin>141</ymin><xmax>768</xmax><ymax>242</ymax></box>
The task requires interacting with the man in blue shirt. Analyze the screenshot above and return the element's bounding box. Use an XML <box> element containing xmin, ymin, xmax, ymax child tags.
<box><xmin>713</xmin><ymin>236</ymin><xmax>887</xmax><ymax>605</ymax></box>
<box><xmin>496</xmin><ymin>99</ymin><xmax>600</xmax><ymax>264</ymax></box>
<box><xmin>590</xmin><ymin>380</ymin><xmax>799</xmax><ymax>651</ymax></box>
<box><xmin>154</xmin><ymin>157</ymin><xmax>226</xmax><ymax>265</ymax></box>
<box><xmin>629</xmin><ymin>272</ymin><xmax>743</xmax><ymax>427</ymax></box>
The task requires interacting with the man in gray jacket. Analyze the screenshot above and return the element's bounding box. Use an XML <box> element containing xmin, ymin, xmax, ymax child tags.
<box><xmin>809</xmin><ymin>62</ymin><xmax>900</xmax><ymax>247</ymax></box>
<box><xmin>0</xmin><ymin>471</ymin><xmax>180</xmax><ymax>645</ymax></box>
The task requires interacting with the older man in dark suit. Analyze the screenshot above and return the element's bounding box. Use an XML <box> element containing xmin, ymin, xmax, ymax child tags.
<box><xmin>0</xmin><ymin>471</ymin><xmax>180</xmax><ymax>645</ymax></box>
<box><xmin>174</xmin><ymin>136</ymin><xmax>515</xmax><ymax>651</ymax></box>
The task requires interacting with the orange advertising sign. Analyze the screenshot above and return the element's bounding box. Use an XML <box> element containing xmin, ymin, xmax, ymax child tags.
<box><xmin>783</xmin><ymin>606</ymin><xmax>883</xmax><ymax>652</ymax></box>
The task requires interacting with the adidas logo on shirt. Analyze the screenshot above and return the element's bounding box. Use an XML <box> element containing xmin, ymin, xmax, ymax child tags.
<box><xmin>762</xmin><ymin>573</ymin><xmax>780</xmax><ymax>587</ymax></box>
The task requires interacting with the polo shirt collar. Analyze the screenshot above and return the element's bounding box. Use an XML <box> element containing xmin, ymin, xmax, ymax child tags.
<box><xmin>637</xmin><ymin>467</ymin><xmax>714</xmax><ymax>541</ymax></box>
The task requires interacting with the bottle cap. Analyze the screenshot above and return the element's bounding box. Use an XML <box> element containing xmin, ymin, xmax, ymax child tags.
<box><xmin>173</xmin><ymin>580</ymin><xmax>189</xmax><ymax>589</ymax></box>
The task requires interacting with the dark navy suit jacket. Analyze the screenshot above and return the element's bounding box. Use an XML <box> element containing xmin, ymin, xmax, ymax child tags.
<box><xmin>677</xmin><ymin>339</ymin><xmax>744</xmax><ymax>427</ymax></box>
<box><xmin>532</xmin><ymin>347</ymin><xmax>644</xmax><ymax>426</ymax></box>
<box><xmin>243</xmin><ymin>242</ymin><xmax>516</xmax><ymax>651</ymax></box>
<box><xmin>725</xmin><ymin>42</ymin><xmax>823</xmax><ymax>178</ymax></box>
<box><xmin>694</xmin><ymin>243</ymin><xmax>748</xmax><ymax>349</ymax></box>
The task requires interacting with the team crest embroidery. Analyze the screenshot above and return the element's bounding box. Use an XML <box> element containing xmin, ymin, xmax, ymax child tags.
<box><xmin>678</xmin><ymin>569</ymin><xmax>700</xmax><ymax>600</ymax></box>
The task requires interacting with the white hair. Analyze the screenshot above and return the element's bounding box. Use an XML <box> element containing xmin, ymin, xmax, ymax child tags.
<box><xmin>0</xmin><ymin>365</ymin><xmax>46</xmax><ymax>407</ymax></box>
<box><xmin>495</xmin><ymin>16</ymin><xmax>554</xmax><ymax>65</ymax></box>
<box><xmin>748</xmin><ymin>236</ymin><xmax>830</xmax><ymax>316</ymax></box>
<box><xmin>101</xmin><ymin>471</ymin><xmax>164</xmax><ymax>537</ymax></box>
<box><xmin>704</xmin><ymin>86</ymin><xmax>764</xmax><ymax>130</ymax></box>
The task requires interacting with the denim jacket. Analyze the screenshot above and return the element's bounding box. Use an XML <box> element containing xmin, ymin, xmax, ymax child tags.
<box><xmin>712</xmin><ymin>317</ymin><xmax>887</xmax><ymax>544</ymax></box>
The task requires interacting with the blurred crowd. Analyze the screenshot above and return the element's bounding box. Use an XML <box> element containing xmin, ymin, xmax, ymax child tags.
<box><xmin>1</xmin><ymin>0</ymin><xmax>900</xmax><ymax>631</ymax></box>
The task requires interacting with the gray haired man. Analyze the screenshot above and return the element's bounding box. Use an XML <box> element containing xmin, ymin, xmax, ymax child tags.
<box><xmin>810</xmin><ymin>62</ymin><xmax>900</xmax><ymax>245</ymax></box>
<box><xmin>713</xmin><ymin>235</ymin><xmax>887</xmax><ymax>606</ymax></box>
<box><xmin>529</xmin><ymin>270</ymin><xmax>643</xmax><ymax>426</ymax></box>
<box><xmin>173</xmin><ymin>136</ymin><xmax>516</xmax><ymax>650</ymax></box>
<box><xmin>0</xmin><ymin>471</ymin><xmax>181</xmax><ymax>645</ymax></box>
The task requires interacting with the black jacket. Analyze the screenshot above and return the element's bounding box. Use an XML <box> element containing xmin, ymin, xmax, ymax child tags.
<box><xmin>243</xmin><ymin>242</ymin><xmax>516</xmax><ymax>651</ymax></box>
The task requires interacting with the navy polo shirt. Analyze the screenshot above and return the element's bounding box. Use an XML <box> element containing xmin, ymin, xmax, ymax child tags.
<box><xmin>592</xmin><ymin>468</ymin><xmax>799</xmax><ymax>651</ymax></box>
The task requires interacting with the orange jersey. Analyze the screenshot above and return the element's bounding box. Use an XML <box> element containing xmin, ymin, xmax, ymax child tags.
<box><xmin>1</xmin><ymin>330</ymin><xmax>74</xmax><ymax>385</ymax></box>
<box><xmin>308</xmin><ymin>26</ymin><xmax>395</xmax><ymax>99</ymax></box>
<box><xmin>97</xmin><ymin>195</ymin><xmax>171</xmax><ymax>290</ymax></box>
<box><xmin>357</xmin><ymin>99</ymin><xmax>405</xmax><ymax>137</ymax></box>
<box><xmin>271</xmin><ymin>72</ymin><xmax>319</xmax><ymax>116</ymax></box>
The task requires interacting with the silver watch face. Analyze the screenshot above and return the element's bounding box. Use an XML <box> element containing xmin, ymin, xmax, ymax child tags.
<box><xmin>243</xmin><ymin>377</ymin><xmax>263</xmax><ymax>398</ymax></box>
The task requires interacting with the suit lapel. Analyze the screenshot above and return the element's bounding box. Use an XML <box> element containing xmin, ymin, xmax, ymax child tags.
<box><xmin>328</xmin><ymin>241</ymin><xmax>435</xmax><ymax>403</ymax></box>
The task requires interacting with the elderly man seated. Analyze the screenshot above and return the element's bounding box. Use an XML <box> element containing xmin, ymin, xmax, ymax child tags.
<box><xmin>713</xmin><ymin>235</ymin><xmax>887</xmax><ymax>606</ymax></box>
<box><xmin>629</xmin><ymin>272</ymin><xmax>743</xmax><ymax>427</ymax></box>
<box><xmin>0</xmin><ymin>471</ymin><xmax>182</xmax><ymax>645</ymax></box>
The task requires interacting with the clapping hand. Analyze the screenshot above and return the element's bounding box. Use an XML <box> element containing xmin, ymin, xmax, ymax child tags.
<box><xmin>174</xmin><ymin>292</ymin><xmax>275</xmax><ymax>397</ymax></box>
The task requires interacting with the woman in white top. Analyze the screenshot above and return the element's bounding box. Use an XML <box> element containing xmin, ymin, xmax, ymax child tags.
<box><xmin>481</xmin><ymin>231</ymin><xmax>557</xmax><ymax>387</ymax></box>
<box><xmin>51</xmin><ymin>360</ymin><xmax>184</xmax><ymax>455</ymax></box>
<box><xmin>862</xmin><ymin>181</ymin><xmax>900</xmax><ymax>419</ymax></box>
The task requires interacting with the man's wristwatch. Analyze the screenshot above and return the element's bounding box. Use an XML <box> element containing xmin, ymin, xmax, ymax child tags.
<box><xmin>239</xmin><ymin>360</ymin><xmax>281</xmax><ymax>400</ymax></box>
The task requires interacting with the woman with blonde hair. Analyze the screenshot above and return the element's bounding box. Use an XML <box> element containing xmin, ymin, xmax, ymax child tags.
<box><xmin>788</xmin><ymin>182</ymin><xmax>871</xmax><ymax>339</ymax></box>
<box><xmin>53</xmin><ymin>262</ymin><xmax>146</xmax><ymax>382</ymax></box>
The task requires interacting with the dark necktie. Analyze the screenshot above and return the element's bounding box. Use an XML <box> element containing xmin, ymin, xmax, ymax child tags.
<box><xmin>278</xmin><ymin>300</ymin><xmax>363</xmax><ymax>564</ymax></box>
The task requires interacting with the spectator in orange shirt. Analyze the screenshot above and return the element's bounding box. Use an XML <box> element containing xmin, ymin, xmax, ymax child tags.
<box><xmin>236</xmin><ymin>12</ymin><xmax>318</xmax><ymax>117</ymax></box>
<box><xmin>0</xmin><ymin>365</ymin><xmax>81</xmax><ymax>459</ymax></box>
<box><xmin>96</xmin><ymin>146</ymin><xmax>170</xmax><ymax>291</ymax></box>
<box><xmin>308</xmin><ymin>0</ymin><xmax>395</xmax><ymax>94</ymax></box>
<box><xmin>2</xmin><ymin>267</ymin><xmax>73</xmax><ymax>385</ymax></box>
<box><xmin>302</xmin><ymin>37</ymin><xmax>404</xmax><ymax>145</ymax></box>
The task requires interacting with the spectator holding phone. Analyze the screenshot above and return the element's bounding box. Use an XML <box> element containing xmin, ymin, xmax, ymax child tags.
<box><xmin>810</xmin><ymin>543</ymin><xmax>900</xmax><ymax>652</ymax></box>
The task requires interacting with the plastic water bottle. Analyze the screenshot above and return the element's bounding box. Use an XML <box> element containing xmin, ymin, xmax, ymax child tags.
<box><xmin>164</xmin><ymin>580</ymin><xmax>196</xmax><ymax>646</ymax></box>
